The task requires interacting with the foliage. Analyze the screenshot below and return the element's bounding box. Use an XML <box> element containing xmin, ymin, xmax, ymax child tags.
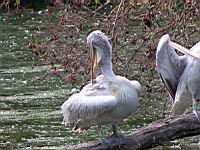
<box><xmin>16</xmin><ymin>0</ymin><xmax>20</xmax><ymax>5</ymax></box>
<box><xmin>30</xmin><ymin>0</ymin><xmax>200</xmax><ymax>120</ymax></box>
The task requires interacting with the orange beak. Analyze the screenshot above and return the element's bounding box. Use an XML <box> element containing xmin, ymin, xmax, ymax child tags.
<box><xmin>168</xmin><ymin>41</ymin><xmax>200</xmax><ymax>62</ymax></box>
<box><xmin>90</xmin><ymin>47</ymin><xmax>97</xmax><ymax>85</ymax></box>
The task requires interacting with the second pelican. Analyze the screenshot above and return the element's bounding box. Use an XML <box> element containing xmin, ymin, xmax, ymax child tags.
<box><xmin>61</xmin><ymin>30</ymin><xmax>141</xmax><ymax>148</ymax></box>
<box><xmin>156</xmin><ymin>34</ymin><xmax>200</xmax><ymax>121</ymax></box>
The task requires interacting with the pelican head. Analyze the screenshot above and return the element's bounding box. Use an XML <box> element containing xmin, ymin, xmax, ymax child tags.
<box><xmin>87</xmin><ymin>30</ymin><xmax>114</xmax><ymax>84</ymax></box>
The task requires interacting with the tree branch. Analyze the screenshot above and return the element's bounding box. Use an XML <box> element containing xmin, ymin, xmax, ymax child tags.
<box><xmin>68</xmin><ymin>113</ymin><xmax>200</xmax><ymax>150</ymax></box>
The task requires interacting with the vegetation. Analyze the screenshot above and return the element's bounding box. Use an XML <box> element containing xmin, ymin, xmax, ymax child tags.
<box><xmin>0</xmin><ymin>0</ymin><xmax>199</xmax><ymax>148</ymax></box>
<box><xmin>27</xmin><ymin>0</ymin><xmax>200</xmax><ymax>121</ymax></box>
<box><xmin>1</xmin><ymin>0</ymin><xmax>199</xmax><ymax>122</ymax></box>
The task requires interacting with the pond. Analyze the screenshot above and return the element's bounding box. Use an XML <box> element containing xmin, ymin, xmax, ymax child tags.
<box><xmin>0</xmin><ymin>11</ymin><xmax>199</xmax><ymax>150</ymax></box>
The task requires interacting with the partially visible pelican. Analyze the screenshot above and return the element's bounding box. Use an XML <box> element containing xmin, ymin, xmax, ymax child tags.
<box><xmin>61</xmin><ymin>30</ymin><xmax>141</xmax><ymax>148</ymax></box>
<box><xmin>156</xmin><ymin>34</ymin><xmax>200</xmax><ymax>120</ymax></box>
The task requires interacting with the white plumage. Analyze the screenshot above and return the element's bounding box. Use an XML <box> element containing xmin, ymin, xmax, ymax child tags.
<box><xmin>62</xmin><ymin>75</ymin><xmax>140</xmax><ymax>130</ymax></box>
<box><xmin>156</xmin><ymin>34</ymin><xmax>200</xmax><ymax>119</ymax></box>
<box><xmin>61</xmin><ymin>30</ymin><xmax>141</xmax><ymax>147</ymax></box>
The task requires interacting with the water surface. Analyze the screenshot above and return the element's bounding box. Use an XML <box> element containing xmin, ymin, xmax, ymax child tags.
<box><xmin>0</xmin><ymin>12</ymin><xmax>199</xmax><ymax>150</ymax></box>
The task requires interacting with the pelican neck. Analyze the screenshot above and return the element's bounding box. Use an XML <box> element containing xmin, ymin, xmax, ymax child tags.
<box><xmin>94</xmin><ymin>42</ymin><xmax>116</xmax><ymax>79</ymax></box>
<box><xmin>100</xmin><ymin>59</ymin><xmax>116</xmax><ymax>79</ymax></box>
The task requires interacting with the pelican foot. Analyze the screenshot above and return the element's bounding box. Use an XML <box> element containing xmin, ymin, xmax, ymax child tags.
<box><xmin>193</xmin><ymin>110</ymin><xmax>200</xmax><ymax>123</ymax></box>
<box><xmin>192</xmin><ymin>102</ymin><xmax>200</xmax><ymax>123</ymax></box>
<box><xmin>99</xmin><ymin>137</ymin><xmax>112</xmax><ymax>149</ymax></box>
<box><xmin>99</xmin><ymin>135</ymin><xmax>125</xmax><ymax>149</ymax></box>
<box><xmin>109</xmin><ymin>134</ymin><xmax>126</xmax><ymax>146</ymax></box>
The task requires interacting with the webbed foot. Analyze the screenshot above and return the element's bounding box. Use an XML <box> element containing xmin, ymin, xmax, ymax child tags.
<box><xmin>99</xmin><ymin>137</ymin><xmax>112</xmax><ymax>149</ymax></box>
<box><xmin>192</xmin><ymin>103</ymin><xmax>200</xmax><ymax>123</ymax></box>
<box><xmin>99</xmin><ymin>134</ymin><xmax>126</xmax><ymax>149</ymax></box>
<box><xmin>193</xmin><ymin>110</ymin><xmax>200</xmax><ymax>123</ymax></box>
<box><xmin>98</xmin><ymin>125</ymin><xmax>126</xmax><ymax>149</ymax></box>
<box><xmin>110</xmin><ymin>134</ymin><xmax>126</xmax><ymax>146</ymax></box>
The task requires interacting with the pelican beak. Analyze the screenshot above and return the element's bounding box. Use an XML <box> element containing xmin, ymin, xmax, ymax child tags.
<box><xmin>90</xmin><ymin>46</ymin><xmax>98</xmax><ymax>85</ymax></box>
<box><xmin>168</xmin><ymin>41</ymin><xmax>200</xmax><ymax>61</ymax></box>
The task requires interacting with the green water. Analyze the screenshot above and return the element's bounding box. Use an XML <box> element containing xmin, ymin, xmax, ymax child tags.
<box><xmin>0</xmin><ymin>12</ymin><xmax>199</xmax><ymax>150</ymax></box>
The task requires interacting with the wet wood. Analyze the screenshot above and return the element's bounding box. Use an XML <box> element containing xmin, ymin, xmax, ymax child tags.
<box><xmin>68</xmin><ymin>113</ymin><xmax>200</xmax><ymax>150</ymax></box>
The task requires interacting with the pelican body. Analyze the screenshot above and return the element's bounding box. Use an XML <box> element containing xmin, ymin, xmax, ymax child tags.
<box><xmin>156</xmin><ymin>34</ymin><xmax>200</xmax><ymax>119</ymax></box>
<box><xmin>61</xmin><ymin>30</ymin><xmax>141</xmax><ymax>148</ymax></box>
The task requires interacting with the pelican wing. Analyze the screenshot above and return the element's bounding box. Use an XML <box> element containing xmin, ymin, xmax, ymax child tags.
<box><xmin>61</xmin><ymin>94</ymin><xmax>117</xmax><ymax>124</ymax></box>
<box><xmin>156</xmin><ymin>34</ymin><xmax>187</xmax><ymax>101</ymax></box>
<box><xmin>190</xmin><ymin>41</ymin><xmax>200</xmax><ymax>54</ymax></box>
<box><xmin>61</xmin><ymin>75</ymin><xmax>117</xmax><ymax>124</ymax></box>
<box><xmin>80</xmin><ymin>75</ymin><xmax>110</xmax><ymax>96</ymax></box>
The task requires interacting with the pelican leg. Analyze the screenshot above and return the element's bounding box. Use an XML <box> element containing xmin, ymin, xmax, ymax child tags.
<box><xmin>98</xmin><ymin>125</ymin><xmax>112</xmax><ymax>148</ymax></box>
<box><xmin>109</xmin><ymin>125</ymin><xmax>126</xmax><ymax>146</ymax></box>
<box><xmin>192</xmin><ymin>98</ymin><xmax>200</xmax><ymax>123</ymax></box>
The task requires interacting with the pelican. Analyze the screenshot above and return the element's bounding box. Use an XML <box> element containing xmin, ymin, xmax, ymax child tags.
<box><xmin>61</xmin><ymin>30</ymin><xmax>141</xmax><ymax>148</ymax></box>
<box><xmin>156</xmin><ymin>34</ymin><xmax>200</xmax><ymax>121</ymax></box>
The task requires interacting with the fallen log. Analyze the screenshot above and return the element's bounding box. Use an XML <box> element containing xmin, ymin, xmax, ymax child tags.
<box><xmin>68</xmin><ymin>113</ymin><xmax>200</xmax><ymax>150</ymax></box>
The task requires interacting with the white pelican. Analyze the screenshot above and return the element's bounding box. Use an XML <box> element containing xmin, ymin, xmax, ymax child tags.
<box><xmin>61</xmin><ymin>30</ymin><xmax>141</xmax><ymax>148</ymax></box>
<box><xmin>156</xmin><ymin>34</ymin><xmax>200</xmax><ymax>121</ymax></box>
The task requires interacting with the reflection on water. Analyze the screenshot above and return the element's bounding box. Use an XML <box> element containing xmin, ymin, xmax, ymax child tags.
<box><xmin>0</xmin><ymin>12</ymin><xmax>73</xmax><ymax>149</ymax></box>
<box><xmin>0</xmin><ymin>12</ymin><xmax>198</xmax><ymax>150</ymax></box>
